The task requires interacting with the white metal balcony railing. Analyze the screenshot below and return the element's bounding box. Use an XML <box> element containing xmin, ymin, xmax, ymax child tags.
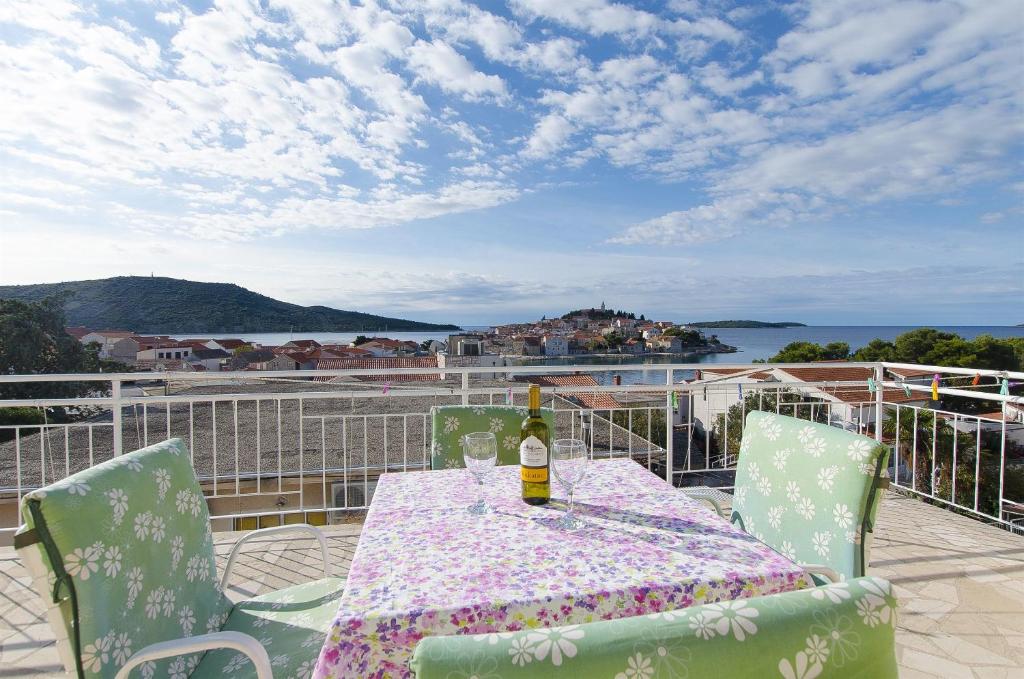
<box><xmin>0</xmin><ymin>362</ymin><xmax>1021</xmax><ymax>539</ymax></box>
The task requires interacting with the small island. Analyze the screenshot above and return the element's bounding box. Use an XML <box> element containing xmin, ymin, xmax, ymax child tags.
<box><xmin>691</xmin><ymin>320</ymin><xmax>807</xmax><ymax>328</ymax></box>
<box><xmin>485</xmin><ymin>304</ymin><xmax>737</xmax><ymax>357</ymax></box>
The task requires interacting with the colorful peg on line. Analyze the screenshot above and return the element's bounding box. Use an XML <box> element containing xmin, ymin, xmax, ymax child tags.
<box><xmin>971</xmin><ymin>374</ymin><xmax>981</xmax><ymax>386</ymax></box>
<box><xmin>931</xmin><ymin>374</ymin><xmax>940</xmax><ymax>401</ymax></box>
<box><xmin>1001</xmin><ymin>379</ymin><xmax>1010</xmax><ymax>396</ymax></box>
<box><xmin>671</xmin><ymin>391</ymin><xmax>679</xmax><ymax>409</ymax></box>
<box><xmin>867</xmin><ymin>377</ymin><xmax>876</xmax><ymax>394</ymax></box>
<box><xmin>506</xmin><ymin>386</ymin><xmax>513</xmax><ymax>404</ymax></box>
<box><xmin>903</xmin><ymin>384</ymin><xmax>912</xmax><ymax>397</ymax></box>
<box><xmin>382</xmin><ymin>382</ymin><xmax>391</xmax><ymax>395</ymax></box>
<box><xmin>738</xmin><ymin>383</ymin><xmax>743</xmax><ymax>399</ymax></box>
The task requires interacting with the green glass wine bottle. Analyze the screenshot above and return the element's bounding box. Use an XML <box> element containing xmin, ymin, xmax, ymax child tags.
<box><xmin>520</xmin><ymin>384</ymin><xmax>550</xmax><ymax>505</ymax></box>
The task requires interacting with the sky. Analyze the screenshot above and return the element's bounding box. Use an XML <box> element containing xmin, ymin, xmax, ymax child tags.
<box><xmin>0</xmin><ymin>0</ymin><xmax>1021</xmax><ymax>326</ymax></box>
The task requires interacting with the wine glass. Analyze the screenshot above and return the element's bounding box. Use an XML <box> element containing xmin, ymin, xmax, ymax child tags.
<box><xmin>552</xmin><ymin>438</ymin><xmax>588</xmax><ymax>529</ymax></box>
<box><xmin>462</xmin><ymin>432</ymin><xmax>497</xmax><ymax>515</ymax></box>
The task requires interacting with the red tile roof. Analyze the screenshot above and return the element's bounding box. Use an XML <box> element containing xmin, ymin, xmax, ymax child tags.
<box><xmin>314</xmin><ymin>357</ymin><xmax>441</xmax><ymax>382</ymax></box>
<box><xmin>515</xmin><ymin>374</ymin><xmax>621</xmax><ymax>409</ymax></box>
<box><xmin>772</xmin><ymin>366</ymin><xmax>927</xmax><ymax>404</ymax></box>
<box><xmin>65</xmin><ymin>326</ymin><xmax>91</xmax><ymax>339</ymax></box>
<box><xmin>320</xmin><ymin>346</ymin><xmax>373</xmax><ymax>358</ymax></box>
<box><xmin>886</xmin><ymin>367</ymin><xmax>936</xmax><ymax>378</ymax></box>
<box><xmin>696</xmin><ymin>368</ymin><xmax>773</xmax><ymax>380</ymax></box>
<box><xmin>772</xmin><ymin>366</ymin><xmax>875</xmax><ymax>383</ymax></box>
<box><xmin>89</xmin><ymin>330</ymin><xmax>136</xmax><ymax>338</ymax></box>
<box><xmin>286</xmin><ymin>339</ymin><xmax>322</xmax><ymax>349</ymax></box>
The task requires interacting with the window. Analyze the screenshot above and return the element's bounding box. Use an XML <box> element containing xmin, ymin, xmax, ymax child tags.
<box><xmin>175</xmin><ymin>351</ymin><xmax>182</xmax><ymax>359</ymax></box>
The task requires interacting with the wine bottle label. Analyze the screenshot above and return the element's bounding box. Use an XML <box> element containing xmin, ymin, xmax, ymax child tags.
<box><xmin>521</xmin><ymin>466</ymin><xmax>548</xmax><ymax>482</ymax></box>
<box><xmin>519</xmin><ymin>435</ymin><xmax>548</xmax><ymax>467</ymax></box>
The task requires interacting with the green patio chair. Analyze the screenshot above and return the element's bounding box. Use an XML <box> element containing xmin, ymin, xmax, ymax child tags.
<box><xmin>14</xmin><ymin>438</ymin><xmax>343</xmax><ymax>679</ymax></box>
<box><xmin>411</xmin><ymin>575</ymin><xmax>899</xmax><ymax>678</ymax></box>
<box><xmin>729</xmin><ymin>411</ymin><xmax>890</xmax><ymax>583</ymax></box>
<box><xmin>430</xmin><ymin>405</ymin><xmax>555</xmax><ymax>469</ymax></box>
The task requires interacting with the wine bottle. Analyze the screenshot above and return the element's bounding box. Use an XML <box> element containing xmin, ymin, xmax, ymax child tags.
<box><xmin>520</xmin><ymin>384</ymin><xmax>550</xmax><ymax>505</ymax></box>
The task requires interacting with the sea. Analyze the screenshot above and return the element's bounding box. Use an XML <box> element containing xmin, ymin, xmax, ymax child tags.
<box><xmin>172</xmin><ymin>325</ymin><xmax>1023</xmax><ymax>386</ymax></box>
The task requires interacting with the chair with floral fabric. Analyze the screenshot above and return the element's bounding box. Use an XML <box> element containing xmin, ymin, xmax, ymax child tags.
<box><xmin>14</xmin><ymin>438</ymin><xmax>343</xmax><ymax>679</ymax></box>
<box><xmin>411</xmin><ymin>576</ymin><xmax>899</xmax><ymax>678</ymax></box>
<box><xmin>729</xmin><ymin>411</ymin><xmax>891</xmax><ymax>583</ymax></box>
<box><xmin>430</xmin><ymin>405</ymin><xmax>556</xmax><ymax>469</ymax></box>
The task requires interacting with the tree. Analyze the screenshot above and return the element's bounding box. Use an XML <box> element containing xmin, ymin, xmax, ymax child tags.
<box><xmin>766</xmin><ymin>341</ymin><xmax>850</xmax><ymax>363</ymax></box>
<box><xmin>0</xmin><ymin>295</ymin><xmax>129</xmax><ymax>433</ymax></box>
<box><xmin>232</xmin><ymin>343</ymin><xmax>255</xmax><ymax>356</ymax></box>
<box><xmin>881</xmin><ymin>408</ymin><xmax>1018</xmax><ymax>518</ymax></box>
<box><xmin>769</xmin><ymin>329</ymin><xmax>1023</xmax><ymax>371</ymax></box>
<box><xmin>712</xmin><ymin>388</ymin><xmax>829</xmax><ymax>463</ymax></box>
<box><xmin>0</xmin><ymin>296</ymin><xmax>97</xmax><ymax>401</ymax></box>
<box><xmin>851</xmin><ymin>338</ymin><xmax>897</xmax><ymax>362</ymax></box>
<box><xmin>353</xmin><ymin>335</ymin><xmax>371</xmax><ymax>346</ymax></box>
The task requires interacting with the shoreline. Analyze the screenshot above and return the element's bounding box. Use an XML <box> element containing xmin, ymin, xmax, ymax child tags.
<box><xmin>501</xmin><ymin>346</ymin><xmax>738</xmax><ymax>360</ymax></box>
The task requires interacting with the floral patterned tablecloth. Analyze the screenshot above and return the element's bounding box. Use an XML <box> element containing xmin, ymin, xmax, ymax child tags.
<box><xmin>313</xmin><ymin>458</ymin><xmax>811</xmax><ymax>679</ymax></box>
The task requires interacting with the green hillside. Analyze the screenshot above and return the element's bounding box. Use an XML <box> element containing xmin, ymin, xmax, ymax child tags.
<box><xmin>0</xmin><ymin>277</ymin><xmax>460</xmax><ymax>333</ymax></box>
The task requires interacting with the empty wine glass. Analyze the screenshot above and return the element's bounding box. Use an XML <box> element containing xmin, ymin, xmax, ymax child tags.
<box><xmin>462</xmin><ymin>432</ymin><xmax>497</xmax><ymax>515</ymax></box>
<box><xmin>552</xmin><ymin>438</ymin><xmax>588</xmax><ymax>529</ymax></box>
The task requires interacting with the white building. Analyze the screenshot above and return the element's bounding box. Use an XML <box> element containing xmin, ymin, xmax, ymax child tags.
<box><xmin>543</xmin><ymin>335</ymin><xmax>569</xmax><ymax>356</ymax></box>
<box><xmin>137</xmin><ymin>344</ymin><xmax>193</xmax><ymax>361</ymax></box>
<box><xmin>80</xmin><ymin>331</ymin><xmax>135</xmax><ymax>358</ymax></box>
<box><xmin>437</xmin><ymin>353</ymin><xmax>505</xmax><ymax>380</ymax></box>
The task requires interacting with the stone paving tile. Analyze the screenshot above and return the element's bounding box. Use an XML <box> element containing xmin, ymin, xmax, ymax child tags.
<box><xmin>1</xmin><ymin>492</ymin><xmax>1022</xmax><ymax>677</ymax></box>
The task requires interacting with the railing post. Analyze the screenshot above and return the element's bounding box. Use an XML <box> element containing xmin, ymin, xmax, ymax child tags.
<box><xmin>665</xmin><ymin>368</ymin><xmax>674</xmax><ymax>485</ymax></box>
<box><xmin>461</xmin><ymin>371</ymin><xmax>469</xmax><ymax>405</ymax></box>
<box><xmin>112</xmin><ymin>378</ymin><xmax>123</xmax><ymax>457</ymax></box>
<box><xmin>874</xmin><ymin>364</ymin><xmax>884</xmax><ymax>443</ymax></box>
<box><xmin>998</xmin><ymin>417</ymin><xmax>1007</xmax><ymax>522</ymax></box>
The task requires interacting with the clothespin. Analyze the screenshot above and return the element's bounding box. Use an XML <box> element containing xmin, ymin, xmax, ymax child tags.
<box><xmin>671</xmin><ymin>391</ymin><xmax>679</xmax><ymax>409</ymax></box>
<box><xmin>506</xmin><ymin>386</ymin><xmax>513</xmax><ymax>405</ymax></box>
<box><xmin>1001</xmin><ymin>379</ymin><xmax>1010</xmax><ymax>396</ymax></box>
<box><xmin>931</xmin><ymin>374</ymin><xmax>940</xmax><ymax>401</ymax></box>
<box><xmin>738</xmin><ymin>383</ymin><xmax>743</xmax><ymax>399</ymax></box>
<box><xmin>867</xmin><ymin>377</ymin><xmax>876</xmax><ymax>394</ymax></box>
<box><xmin>971</xmin><ymin>374</ymin><xmax>981</xmax><ymax>386</ymax></box>
<box><xmin>382</xmin><ymin>382</ymin><xmax>391</xmax><ymax>395</ymax></box>
<box><xmin>903</xmin><ymin>384</ymin><xmax>912</xmax><ymax>397</ymax></box>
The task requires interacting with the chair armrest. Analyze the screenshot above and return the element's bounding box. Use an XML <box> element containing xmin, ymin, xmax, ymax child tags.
<box><xmin>221</xmin><ymin>523</ymin><xmax>330</xmax><ymax>589</ymax></box>
<box><xmin>113</xmin><ymin>631</ymin><xmax>271</xmax><ymax>679</ymax></box>
<box><xmin>693</xmin><ymin>496</ymin><xmax>724</xmax><ymax>517</ymax></box>
<box><xmin>802</xmin><ymin>563</ymin><xmax>842</xmax><ymax>583</ymax></box>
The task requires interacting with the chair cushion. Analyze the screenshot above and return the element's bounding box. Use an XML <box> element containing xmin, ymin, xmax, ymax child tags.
<box><xmin>411</xmin><ymin>576</ymin><xmax>898</xmax><ymax>678</ymax></box>
<box><xmin>19</xmin><ymin>438</ymin><xmax>231</xmax><ymax>679</ymax></box>
<box><xmin>192</xmin><ymin>577</ymin><xmax>345</xmax><ymax>679</ymax></box>
<box><xmin>731</xmin><ymin>412</ymin><xmax>890</xmax><ymax>580</ymax></box>
<box><xmin>430</xmin><ymin>406</ymin><xmax>556</xmax><ymax>469</ymax></box>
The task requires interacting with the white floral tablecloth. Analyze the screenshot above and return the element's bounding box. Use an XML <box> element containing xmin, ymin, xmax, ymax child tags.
<box><xmin>313</xmin><ymin>459</ymin><xmax>811</xmax><ymax>679</ymax></box>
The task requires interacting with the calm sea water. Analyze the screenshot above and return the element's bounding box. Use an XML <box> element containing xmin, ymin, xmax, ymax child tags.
<box><xmin>172</xmin><ymin>325</ymin><xmax>1022</xmax><ymax>386</ymax></box>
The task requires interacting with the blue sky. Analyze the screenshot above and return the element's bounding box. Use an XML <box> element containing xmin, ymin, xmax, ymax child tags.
<box><xmin>0</xmin><ymin>0</ymin><xmax>1021</xmax><ymax>326</ymax></box>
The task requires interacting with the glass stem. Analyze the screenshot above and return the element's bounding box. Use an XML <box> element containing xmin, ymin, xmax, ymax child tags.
<box><xmin>567</xmin><ymin>487</ymin><xmax>575</xmax><ymax>514</ymax></box>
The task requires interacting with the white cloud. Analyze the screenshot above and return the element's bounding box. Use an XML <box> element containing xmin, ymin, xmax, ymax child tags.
<box><xmin>521</xmin><ymin>114</ymin><xmax>575</xmax><ymax>159</ymax></box>
<box><xmin>407</xmin><ymin>39</ymin><xmax>507</xmax><ymax>101</ymax></box>
<box><xmin>512</xmin><ymin>0</ymin><xmax>662</xmax><ymax>37</ymax></box>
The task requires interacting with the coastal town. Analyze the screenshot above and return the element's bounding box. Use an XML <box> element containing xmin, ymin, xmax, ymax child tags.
<box><xmin>64</xmin><ymin>304</ymin><xmax>736</xmax><ymax>374</ymax></box>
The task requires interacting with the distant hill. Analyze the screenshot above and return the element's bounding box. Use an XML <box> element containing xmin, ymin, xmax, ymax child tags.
<box><xmin>692</xmin><ymin>320</ymin><xmax>807</xmax><ymax>328</ymax></box>
<box><xmin>0</xmin><ymin>277</ymin><xmax>461</xmax><ymax>334</ymax></box>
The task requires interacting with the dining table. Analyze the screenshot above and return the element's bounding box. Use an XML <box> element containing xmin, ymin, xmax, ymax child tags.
<box><xmin>312</xmin><ymin>458</ymin><xmax>812</xmax><ymax>679</ymax></box>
